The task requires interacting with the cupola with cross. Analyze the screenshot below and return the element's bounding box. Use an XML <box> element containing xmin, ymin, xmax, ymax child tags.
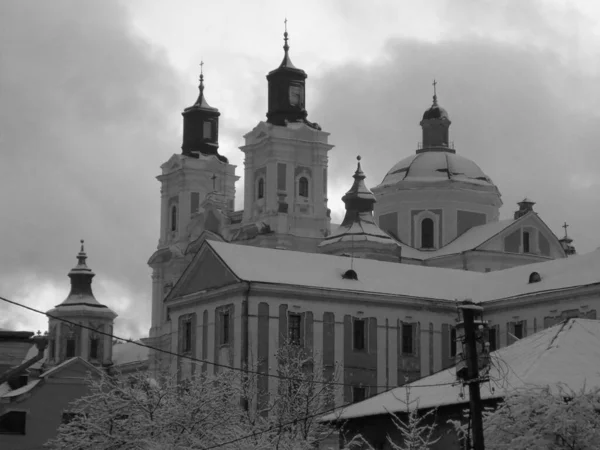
<box><xmin>181</xmin><ymin>62</ymin><xmax>227</xmax><ymax>163</ymax></box>
<box><xmin>46</xmin><ymin>241</ymin><xmax>116</xmax><ymax>367</ymax></box>
<box><xmin>420</xmin><ymin>80</ymin><xmax>452</xmax><ymax>151</ymax></box>
<box><xmin>266</xmin><ymin>20</ymin><xmax>319</xmax><ymax>129</ymax></box>
<box><xmin>319</xmin><ymin>156</ymin><xmax>401</xmax><ymax>262</ymax></box>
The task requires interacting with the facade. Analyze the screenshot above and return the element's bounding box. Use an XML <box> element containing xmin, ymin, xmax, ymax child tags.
<box><xmin>145</xmin><ymin>27</ymin><xmax>595</xmax><ymax>418</ymax></box>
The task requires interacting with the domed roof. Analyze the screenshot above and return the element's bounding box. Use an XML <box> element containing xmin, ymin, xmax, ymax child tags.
<box><xmin>378</xmin><ymin>151</ymin><xmax>496</xmax><ymax>189</ymax></box>
<box><xmin>422</xmin><ymin>104</ymin><xmax>449</xmax><ymax>121</ymax></box>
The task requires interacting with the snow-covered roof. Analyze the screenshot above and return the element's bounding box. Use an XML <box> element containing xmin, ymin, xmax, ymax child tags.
<box><xmin>205</xmin><ymin>240</ymin><xmax>600</xmax><ymax>304</ymax></box>
<box><xmin>423</xmin><ymin>219</ymin><xmax>515</xmax><ymax>259</ymax></box>
<box><xmin>208</xmin><ymin>240</ymin><xmax>481</xmax><ymax>301</ymax></box>
<box><xmin>377</xmin><ymin>152</ymin><xmax>496</xmax><ymax>189</ymax></box>
<box><xmin>479</xmin><ymin>247</ymin><xmax>600</xmax><ymax>302</ymax></box>
<box><xmin>0</xmin><ymin>379</ymin><xmax>41</xmax><ymax>399</ymax></box>
<box><xmin>112</xmin><ymin>341</ymin><xmax>150</xmax><ymax>366</ymax></box>
<box><xmin>322</xmin><ymin>319</ymin><xmax>600</xmax><ymax>421</ymax></box>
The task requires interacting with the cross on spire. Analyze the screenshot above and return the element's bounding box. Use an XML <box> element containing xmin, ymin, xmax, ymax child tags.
<box><xmin>283</xmin><ymin>17</ymin><xmax>289</xmax><ymax>52</ymax></box>
<box><xmin>562</xmin><ymin>221</ymin><xmax>569</xmax><ymax>238</ymax></box>
<box><xmin>199</xmin><ymin>60</ymin><xmax>204</xmax><ymax>86</ymax></box>
<box><xmin>432</xmin><ymin>79</ymin><xmax>438</xmax><ymax>105</ymax></box>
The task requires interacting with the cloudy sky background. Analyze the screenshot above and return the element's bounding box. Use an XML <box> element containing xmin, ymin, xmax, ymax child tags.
<box><xmin>2</xmin><ymin>0</ymin><xmax>600</xmax><ymax>338</ymax></box>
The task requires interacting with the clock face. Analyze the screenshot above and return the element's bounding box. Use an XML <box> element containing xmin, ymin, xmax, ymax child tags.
<box><xmin>289</xmin><ymin>85</ymin><xmax>303</xmax><ymax>107</ymax></box>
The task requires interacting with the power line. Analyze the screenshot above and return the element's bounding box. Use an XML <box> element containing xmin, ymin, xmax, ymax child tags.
<box><xmin>0</xmin><ymin>294</ymin><xmax>460</xmax><ymax>391</ymax></box>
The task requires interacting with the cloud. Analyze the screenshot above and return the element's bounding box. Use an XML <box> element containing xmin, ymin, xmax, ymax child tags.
<box><xmin>311</xmin><ymin>32</ymin><xmax>600</xmax><ymax>251</ymax></box>
<box><xmin>0</xmin><ymin>0</ymin><xmax>184</xmax><ymax>336</ymax></box>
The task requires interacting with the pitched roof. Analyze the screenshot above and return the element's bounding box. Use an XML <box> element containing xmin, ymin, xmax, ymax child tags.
<box><xmin>207</xmin><ymin>240</ymin><xmax>481</xmax><ymax>301</ymax></box>
<box><xmin>322</xmin><ymin>319</ymin><xmax>600</xmax><ymax>421</ymax></box>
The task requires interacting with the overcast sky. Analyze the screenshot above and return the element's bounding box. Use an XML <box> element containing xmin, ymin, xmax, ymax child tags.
<box><xmin>2</xmin><ymin>0</ymin><xmax>600</xmax><ymax>338</ymax></box>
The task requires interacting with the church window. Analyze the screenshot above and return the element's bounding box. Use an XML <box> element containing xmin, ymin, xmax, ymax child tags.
<box><xmin>298</xmin><ymin>177</ymin><xmax>309</xmax><ymax>197</ymax></box>
<box><xmin>523</xmin><ymin>231</ymin><xmax>531</xmax><ymax>253</ymax></box>
<box><xmin>402</xmin><ymin>323</ymin><xmax>414</xmax><ymax>354</ymax></box>
<box><xmin>49</xmin><ymin>339</ymin><xmax>55</xmax><ymax>359</ymax></box>
<box><xmin>421</xmin><ymin>218</ymin><xmax>434</xmax><ymax>249</ymax></box>
<box><xmin>352</xmin><ymin>386</ymin><xmax>366</xmax><ymax>403</ymax></box>
<box><xmin>171</xmin><ymin>205</ymin><xmax>177</xmax><ymax>232</ymax></box>
<box><xmin>289</xmin><ymin>314</ymin><xmax>302</xmax><ymax>346</ymax></box>
<box><xmin>529</xmin><ymin>271</ymin><xmax>541</xmax><ymax>283</ymax></box>
<box><xmin>0</xmin><ymin>411</ymin><xmax>27</xmax><ymax>435</ymax></box>
<box><xmin>66</xmin><ymin>336</ymin><xmax>76</xmax><ymax>358</ymax></box>
<box><xmin>353</xmin><ymin>318</ymin><xmax>366</xmax><ymax>351</ymax></box>
<box><xmin>182</xmin><ymin>319</ymin><xmax>192</xmax><ymax>353</ymax></box>
<box><xmin>450</xmin><ymin>327</ymin><xmax>457</xmax><ymax>357</ymax></box>
<box><xmin>257</xmin><ymin>178</ymin><xmax>265</xmax><ymax>199</ymax></box>
<box><xmin>190</xmin><ymin>192</ymin><xmax>200</xmax><ymax>215</ymax></box>
<box><xmin>221</xmin><ymin>311</ymin><xmax>230</xmax><ymax>345</ymax></box>
<box><xmin>203</xmin><ymin>121</ymin><xmax>212</xmax><ymax>139</ymax></box>
<box><xmin>89</xmin><ymin>336</ymin><xmax>99</xmax><ymax>359</ymax></box>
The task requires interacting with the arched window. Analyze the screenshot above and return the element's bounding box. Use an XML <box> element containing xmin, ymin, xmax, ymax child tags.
<box><xmin>298</xmin><ymin>177</ymin><xmax>309</xmax><ymax>197</ymax></box>
<box><xmin>421</xmin><ymin>218</ymin><xmax>434</xmax><ymax>248</ymax></box>
<box><xmin>170</xmin><ymin>205</ymin><xmax>177</xmax><ymax>232</ymax></box>
<box><xmin>257</xmin><ymin>178</ymin><xmax>265</xmax><ymax>199</ymax></box>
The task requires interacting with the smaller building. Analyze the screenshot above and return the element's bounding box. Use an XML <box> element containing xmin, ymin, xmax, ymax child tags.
<box><xmin>322</xmin><ymin>318</ymin><xmax>600</xmax><ymax>450</ymax></box>
<box><xmin>0</xmin><ymin>241</ymin><xmax>119</xmax><ymax>450</ymax></box>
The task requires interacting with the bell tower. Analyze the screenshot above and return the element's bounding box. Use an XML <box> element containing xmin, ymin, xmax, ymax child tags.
<box><xmin>239</xmin><ymin>22</ymin><xmax>333</xmax><ymax>251</ymax></box>
<box><xmin>149</xmin><ymin>65</ymin><xmax>238</xmax><ymax>354</ymax></box>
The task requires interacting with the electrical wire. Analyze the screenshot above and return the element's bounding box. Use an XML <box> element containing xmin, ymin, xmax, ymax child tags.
<box><xmin>0</xmin><ymin>295</ymin><xmax>462</xmax><ymax>391</ymax></box>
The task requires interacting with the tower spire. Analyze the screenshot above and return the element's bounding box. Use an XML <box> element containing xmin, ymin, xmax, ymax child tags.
<box><xmin>432</xmin><ymin>79</ymin><xmax>438</xmax><ymax>106</ymax></box>
<box><xmin>284</xmin><ymin>18</ymin><xmax>289</xmax><ymax>54</ymax></box>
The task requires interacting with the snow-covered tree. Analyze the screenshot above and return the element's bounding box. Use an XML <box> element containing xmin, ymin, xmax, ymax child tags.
<box><xmin>384</xmin><ymin>386</ymin><xmax>440</xmax><ymax>450</ymax></box>
<box><xmin>46</xmin><ymin>340</ymin><xmax>351</xmax><ymax>449</ymax></box>
<box><xmin>483</xmin><ymin>385</ymin><xmax>600</xmax><ymax>450</ymax></box>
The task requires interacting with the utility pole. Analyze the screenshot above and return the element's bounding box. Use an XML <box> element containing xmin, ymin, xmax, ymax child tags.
<box><xmin>459</xmin><ymin>300</ymin><xmax>486</xmax><ymax>450</ymax></box>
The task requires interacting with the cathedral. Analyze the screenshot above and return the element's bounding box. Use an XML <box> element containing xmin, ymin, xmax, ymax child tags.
<box><xmin>146</xmin><ymin>28</ymin><xmax>596</xmax><ymax>405</ymax></box>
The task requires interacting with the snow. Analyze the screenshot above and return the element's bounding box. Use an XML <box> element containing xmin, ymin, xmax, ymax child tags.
<box><xmin>0</xmin><ymin>379</ymin><xmax>41</xmax><ymax>399</ymax></box>
<box><xmin>377</xmin><ymin>152</ymin><xmax>495</xmax><ymax>188</ymax></box>
<box><xmin>112</xmin><ymin>341</ymin><xmax>150</xmax><ymax>366</ymax></box>
<box><xmin>208</xmin><ymin>240</ymin><xmax>482</xmax><ymax>301</ymax></box>
<box><xmin>322</xmin><ymin>319</ymin><xmax>600</xmax><ymax>421</ymax></box>
<box><xmin>477</xmin><ymin>246</ymin><xmax>600</xmax><ymax>302</ymax></box>
<box><xmin>424</xmin><ymin>219</ymin><xmax>515</xmax><ymax>259</ymax></box>
<box><xmin>208</xmin><ymin>240</ymin><xmax>600</xmax><ymax>303</ymax></box>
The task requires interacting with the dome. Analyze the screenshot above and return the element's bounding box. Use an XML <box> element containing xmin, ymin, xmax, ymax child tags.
<box><xmin>378</xmin><ymin>152</ymin><xmax>496</xmax><ymax>189</ymax></box>
<box><xmin>422</xmin><ymin>104</ymin><xmax>449</xmax><ymax>121</ymax></box>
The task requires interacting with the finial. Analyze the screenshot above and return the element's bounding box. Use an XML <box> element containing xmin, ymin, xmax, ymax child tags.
<box><xmin>76</xmin><ymin>239</ymin><xmax>88</xmax><ymax>267</ymax></box>
<box><xmin>80</xmin><ymin>239</ymin><xmax>85</xmax><ymax>253</ymax></box>
<box><xmin>562</xmin><ymin>222</ymin><xmax>569</xmax><ymax>238</ymax></box>
<box><xmin>432</xmin><ymin>79</ymin><xmax>438</xmax><ymax>105</ymax></box>
<box><xmin>199</xmin><ymin>61</ymin><xmax>205</xmax><ymax>92</ymax></box>
<box><xmin>354</xmin><ymin>155</ymin><xmax>365</xmax><ymax>180</ymax></box>
<box><xmin>283</xmin><ymin>18</ymin><xmax>289</xmax><ymax>53</ymax></box>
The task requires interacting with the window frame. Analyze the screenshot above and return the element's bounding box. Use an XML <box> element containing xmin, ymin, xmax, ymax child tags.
<box><xmin>203</xmin><ymin>120</ymin><xmax>213</xmax><ymax>139</ymax></box>
<box><xmin>222</xmin><ymin>311</ymin><xmax>230</xmax><ymax>346</ymax></box>
<box><xmin>170</xmin><ymin>205</ymin><xmax>178</xmax><ymax>232</ymax></box>
<box><xmin>288</xmin><ymin>313</ymin><xmax>303</xmax><ymax>346</ymax></box>
<box><xmin>523</xmin><ymin>231</ymin><xmax>531</xmax><ymax>253</ymax></box>
<box><xmin>0</xmin><ymin>410</ymin><xmax>27</xmax><ymax>435</ymax></box>
<box><xmin>182</xmin><ymin>318</ymin><xmax>193</xmax><ymax>353</ymax></box>
<box><xmin>450</xmin><ymin>327</ymin><xmax>457</xmax><ymax>358</ymax></box>
<box><xmin>353</xmin><ymin>318</ymin><xmax>366</xmax><ymax>351</ymax></box>
<box><xmin>413</xmin><ymin>210</ymin><xmax>440</xmax><ymax>250</ymax></box>
<box><xmin>298</xmin><ymin>176</ymin><xmax>309</xmax><ymax>198</ymax></box>
<box><xmin>257</xmin><ymin>177</ymin><xmax>265</xmax><ymax>200</ymax></box>
<box><xmin>352</xmin><ymin>386</ymin><xmax>367</xmax><ymax>403</ymax></box>
<box><xmin>66</xmin><ymin>335</ymin><xmax>76</xmax><ymax>358</ymax></box>
<box><xmin>89</xmin><ymin>335</ymin><xmax>99</xmax><ymax>360</ymax></box>
<box><xmin>514</xmin><ymin>322</ymin><xmax>524</xmax><ymax>339</ymax></box>
<box><xmin>402</xmin><ymin>323</ymin><xmax>414</xmax><ymax>355</ymax></box>
<box><xmin>421</xmin><ymin>218</ymin><xmax>435</xmax><ymax>249</ymax></box>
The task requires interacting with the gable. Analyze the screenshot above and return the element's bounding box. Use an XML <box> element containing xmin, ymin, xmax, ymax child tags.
<box><xmin>477</xmin><ymin>213</ymin><xmax>565</xmax><ymax>258</ymax></box>
<box><xmin>168</xmin><ymin>244</ymin><xmax>240</xmax><ymax>300</ymax></box>
<box><xmin>42</xmin><ymin>358</ymin><xmax>102</xmax><ymax>381</ymax></box>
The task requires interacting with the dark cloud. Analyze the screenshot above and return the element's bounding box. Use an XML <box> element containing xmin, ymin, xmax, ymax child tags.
<box><xmin>0</xmin><ymin>0</ymin><xmax>185</xmax><ymax>336</ymax></box>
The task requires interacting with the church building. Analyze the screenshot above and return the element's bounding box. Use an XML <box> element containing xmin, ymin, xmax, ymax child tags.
<box><xmin>146</xmin><ymin>27</ymin><xmax>598</xmax><ymax>406</ymax></box>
